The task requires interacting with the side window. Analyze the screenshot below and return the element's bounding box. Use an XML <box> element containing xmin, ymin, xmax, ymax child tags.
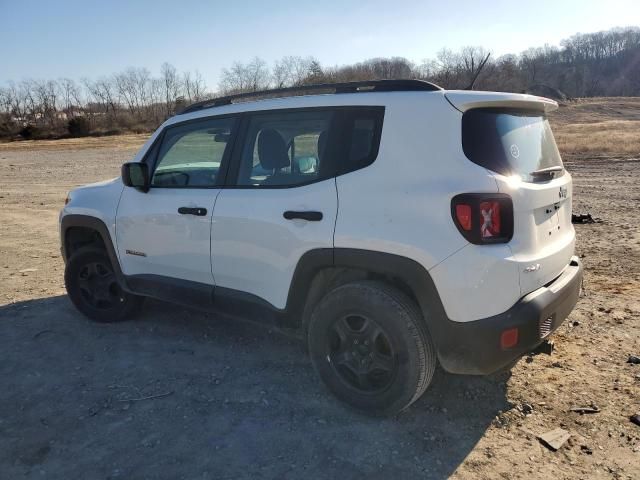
<box><xmin>236</xmin><ymin>110</ymin><xmax>334</xmax><ymax>187</ymax></box>
<box><xmin>342</xmin><ymin>108</ymin><xmax>384</xmax><ymax>174</ymax></box>
<box><xmin>151</xmin><ymin>117</ymin><xmax>235</xmax><ymax>187</ymax></box>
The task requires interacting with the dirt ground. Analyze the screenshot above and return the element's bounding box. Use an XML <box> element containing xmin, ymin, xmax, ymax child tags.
<box><xmin>1</xmin><ymin>100</ymin><xmax>639</xmax><ymax>479</ymax></box>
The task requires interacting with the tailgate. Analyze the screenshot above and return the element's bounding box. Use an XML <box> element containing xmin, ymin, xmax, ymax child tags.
<box><xmin>497</xmin><ymin>173</ymin><xmax>575</xmax><ymax>295</ymax></box>
<box><xmin>454</xmin><ymin>93</ymin><xmax>575</xmax><ymax>296</ymax></box>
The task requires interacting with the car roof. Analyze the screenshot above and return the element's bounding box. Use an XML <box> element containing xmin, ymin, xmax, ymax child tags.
<box><xmin>166</xmin><ymin>80</ymin><xmax>557</xmax><ymax>128</ymax></box>
<box><xmin>179</xmin><ymin>79</ymin><xmax>441</xmax><ymax>115</ymax></box>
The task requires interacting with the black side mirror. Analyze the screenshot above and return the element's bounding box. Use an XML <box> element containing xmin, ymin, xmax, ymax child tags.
<box><xmin>121</xmin><ymin>162</ymin><xmax>150</xmax><ymax>192</ymax></box>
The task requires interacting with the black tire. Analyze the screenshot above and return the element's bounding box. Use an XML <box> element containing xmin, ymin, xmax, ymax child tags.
<box><xmin>64</xmin><ymin>247</ymin><xmax>143</xmax><ymax>322</ymax></box>
<box><xmin>307</xmin><ymin>281</ymin><xmax>437</xmax><ymax>416</ymax></box>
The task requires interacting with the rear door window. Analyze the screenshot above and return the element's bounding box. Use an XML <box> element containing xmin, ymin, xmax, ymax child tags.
<box><xmin>236</xmin><ymin>110</ymin><xmax>333</xmax><ymax>187</ymax></box>
<box><xmin>462</xmin><ymin>109</ymin><xmax>563</xmax><ymax>182</ymax></box>
<box><xmin>229</xmin><ymin>107</ymin><xmax>385</xmax><ymax>187</ymax></box>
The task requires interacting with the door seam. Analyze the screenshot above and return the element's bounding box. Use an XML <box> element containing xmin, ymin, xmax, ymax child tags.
<box><xmin>209</xmin><ymin>189</ymin><xmax>223</xmax><ymax>286</ymax></box>
<box><xmin>332</xmin><ymin>177</ymin><xmax>339</xmax><ymax>265</ymax></box>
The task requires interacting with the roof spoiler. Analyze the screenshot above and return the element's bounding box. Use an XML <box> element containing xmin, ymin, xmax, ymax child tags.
<box><xmin>444</xmin><ymin>91</ymin><xmax>558</xmax><ymax>114</ymax></box>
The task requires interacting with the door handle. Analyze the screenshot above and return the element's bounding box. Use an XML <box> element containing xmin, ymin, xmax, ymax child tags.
<box><xmin>283</xmin><ymin>211</ymin><xmax>323</xmax><ymax>221</ymax></box>
<box><xmin>178</xmin><ymin>207</ymin><xmax>207</xmax><ymax>216</ymax></box>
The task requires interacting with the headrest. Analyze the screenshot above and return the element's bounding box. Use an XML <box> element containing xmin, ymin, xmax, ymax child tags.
<box><xmin>258</xmin><ymin>129</ymin><xmax>289</xmax><ymax>170</ymax></box>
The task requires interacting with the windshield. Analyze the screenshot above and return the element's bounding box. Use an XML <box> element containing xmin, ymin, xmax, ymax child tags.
<box><xmin>462</xmin><ymin>109</ymin><xmax>563</xmax><ymax>182</ymax></box>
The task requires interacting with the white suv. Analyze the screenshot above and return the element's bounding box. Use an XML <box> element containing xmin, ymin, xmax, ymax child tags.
<box><xmin>60</xmin><ymin>80</ymin><xmax>582</xmax><ymax>415</ymax></box>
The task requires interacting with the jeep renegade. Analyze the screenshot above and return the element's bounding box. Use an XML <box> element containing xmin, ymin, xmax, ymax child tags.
<box><xmin>60</xmin><ymin>80</ymin><xmax>583</xmax><ymax>415</ymax></box>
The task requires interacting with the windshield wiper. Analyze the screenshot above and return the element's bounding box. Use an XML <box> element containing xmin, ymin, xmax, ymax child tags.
<box><xmin>530</xmin><ymin>166</ymin><xmax>564</xmax><ymax>177</ymax></box>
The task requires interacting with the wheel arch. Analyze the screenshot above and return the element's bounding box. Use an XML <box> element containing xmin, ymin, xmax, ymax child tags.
<box><xmin>60</xmin><ymin>214</ymin><xmax>127</xmax><ymax>286</ymax></box>
<box><xmin>286</xmin><ymin>248</ymin><xmax>449</xmax><ymax>346</ymax></box>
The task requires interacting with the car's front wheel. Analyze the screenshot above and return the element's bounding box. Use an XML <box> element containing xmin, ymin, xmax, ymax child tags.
<box><xmin>64</xmin><ymin>247</ymin><xmax>143</xmax><ymax>322</ymax></box>
<box><xmin>307</xmin><ymin>281</ymin><xmax>436</xmax><ymax>416</ymax></box>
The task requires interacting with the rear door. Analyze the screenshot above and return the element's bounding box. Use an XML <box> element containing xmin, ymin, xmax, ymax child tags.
<box><xmin>116</xmin><ymin>116</ymin><xmax>236</xmax><ymax>286</ymax></box>
<box><xmin>210</xmin><ymin>108</ymin><xmax>340</xmax><ymax>309</ymax></box>
<box><xmin>461</xmin><ymin>107</ymin><xmax>575</xmax><ymax>295</ymax></box>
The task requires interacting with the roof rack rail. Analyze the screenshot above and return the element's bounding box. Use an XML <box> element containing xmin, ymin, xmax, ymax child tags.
<box><xmin>178</xmin><ymin>79</ymin><xmax>441</xmax><ymax>115</ymax></box>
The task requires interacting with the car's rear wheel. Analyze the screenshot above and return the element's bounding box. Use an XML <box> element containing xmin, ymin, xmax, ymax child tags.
<box><xmin>64</xmin><ymin>247</ymin><xmax>143</xmax><ymax>322</ymax></box>
<box><xmin>307</xmin><ymin>281</ymin><xmax>436</xmax><ymax>416</ymax></box>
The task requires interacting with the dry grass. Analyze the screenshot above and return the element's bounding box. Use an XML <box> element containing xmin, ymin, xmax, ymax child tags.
<box><xmin>0</xmin><ymin>134</ymin><xmax>149</xmax><ymax>151</ymax></box>
<box><xmin>552</xmin><ymin>119</ymin><xmax>640</xmax><ymax>155</ymax></box>
<box><xmin>550</xmin><ymin>97</ymin><xmax>640</xmax><ymax>156</ymax></box>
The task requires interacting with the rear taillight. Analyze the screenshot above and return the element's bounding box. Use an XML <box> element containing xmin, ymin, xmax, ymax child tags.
<box><xmin>451</xmin><ymin>194</ymin><xmax>513</xmax><ymax>244</ymax></box>
<box><xmin>455</xmin><ymin>204</ymin><xmax>472</xmax><ymax>231</ymax></box>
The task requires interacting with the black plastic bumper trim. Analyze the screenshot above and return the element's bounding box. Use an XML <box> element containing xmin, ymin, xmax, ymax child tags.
<box><xmin>436</xmin><ymin>256</ymin><xmax>583</xmax><ymax>374</ymax></box>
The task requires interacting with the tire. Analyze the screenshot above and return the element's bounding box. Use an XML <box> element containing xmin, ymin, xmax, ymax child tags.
<box><xmin>64</xmin><ymin>247</ymin><xmax>143</xmax><ymax>322</ymax></box>
<box><xmin>307</xmin><ymin>280</ymin><xmax>437</xmax><ymax>416</ymax></box>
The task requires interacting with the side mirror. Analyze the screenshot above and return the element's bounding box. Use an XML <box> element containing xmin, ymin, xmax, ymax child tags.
<box><xmin>121</xmin><ymin>162</ymin><xmax>150</xmax><ymax>192</ymax></box>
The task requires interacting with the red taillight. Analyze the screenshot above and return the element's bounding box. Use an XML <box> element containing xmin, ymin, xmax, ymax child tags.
<box><xmin>455</xmin><ymin>204</ymin><xmax>472</xmax><ymax>231</ymax></box>
<box><xmin>451</xmin><ymin>194</ymin><xmax>513</xmax><ymax>244</ymax></box>
<box><xmin>479</xmin><ymin>201</ymin><xmax>501</xmax><ymax>238</ymax></box>
<box><xmin>500</xmin><ymin>328</ymin><xmax>519</xmax><ymax>349</ymax></box>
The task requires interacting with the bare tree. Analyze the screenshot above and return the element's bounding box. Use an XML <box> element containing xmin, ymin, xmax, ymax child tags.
<box><xmin>271</xmin><ymin>56</ymin><xmax>318</xmax><ymax>87</ymax></box>
<box><xmin>161</xmin><ymin>62</ymin><xmax>182</xmax><ymax>116</ymax></box>
<box><xmin>83</xmin><ymin>77</ymin><xmax>119</xmax><ymax>123</ymax></box>
<box><xmin>459</xmin><ymin>47</ymin><xmax>492</xmax><ymax>89</ymax></box>
<box><xmin>219</xmin><ymin>57</ymin><xmax>270</xmax><ymax>93</ymax></box>
<box><xmin>148</xmin><ymin>77</ymin><xmax>164</xmax><ymax>124</ymax></box>
<box><xmin>58</xmin><ymin>78</ymin><xmax>82</xmax><ymax>115</ymax></box>
<box><xmin>183</xmin><ymin>70</ymin><xmax>207</xmax><ymax>102</ymax></box>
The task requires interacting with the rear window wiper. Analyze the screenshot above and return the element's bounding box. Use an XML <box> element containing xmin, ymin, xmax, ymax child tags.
<box><xmin>530</xmin><ymin>166</ymin><xmax>564</xmax><ymax>178</ymax></box>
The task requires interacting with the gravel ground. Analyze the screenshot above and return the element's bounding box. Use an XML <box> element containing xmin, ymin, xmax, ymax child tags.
<box><xmin>0</xmin><ymin>135</ymin><xmax>638</xmax><ymax>479</ymax></box>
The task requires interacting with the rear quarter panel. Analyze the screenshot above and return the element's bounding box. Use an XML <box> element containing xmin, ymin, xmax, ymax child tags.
<box><xmin>334</xmin><ymin>92</ymin><xmax>498</xmax><ymax>272</ymax></box>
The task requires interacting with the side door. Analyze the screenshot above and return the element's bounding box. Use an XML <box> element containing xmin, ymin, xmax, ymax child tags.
<box><xmin>210</xmin><ymin>108</ymin><xmax>342</xmax><ymax>310</ymax></box>
<box><xmin>116</xmin><ymin>116</ymin><xmax>237</xmax><ymax>294</ymax></box>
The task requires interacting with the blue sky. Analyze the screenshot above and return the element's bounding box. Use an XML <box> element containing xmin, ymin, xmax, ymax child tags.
<box><xmin>1</xmin><ymin>0</ymin><xmax>638</xmax><ymax>89</ymax></box>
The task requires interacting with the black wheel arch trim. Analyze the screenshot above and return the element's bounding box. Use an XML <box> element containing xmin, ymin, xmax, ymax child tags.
<box><xmin>60</xmin><ymin>214</ymin><xmax>130</xmax><ymax>290</ymax></box>
<box><xmin>285</xmin><ymin>248</ymin><xmax>451</xmax><ymax>348</ymax></box>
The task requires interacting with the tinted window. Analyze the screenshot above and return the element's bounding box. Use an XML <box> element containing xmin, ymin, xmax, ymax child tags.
<box><xmin>151</xmin><ymin>117</ymin><xmax>235</xmax><ymax>187</ymax></box>
<box><xmin>236</xmin><ymin>110</ymin><xmax>333</xmax><ymax>187</ymax></box>
<box><xmin>462</xmin><ymin>109</ymin><xmax>563</xmax><ymax>182</ymax></box>
<box><xmin>345</xmin><ymin>114</ymin><xmax>382</xmax><ymax>172</ymax></box>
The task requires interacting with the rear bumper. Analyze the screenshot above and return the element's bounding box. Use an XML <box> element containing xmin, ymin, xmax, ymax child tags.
<box><xmin>437</xmin><ymin>256</ymin><xmax>583</xmax><ymax>375</ymax></box>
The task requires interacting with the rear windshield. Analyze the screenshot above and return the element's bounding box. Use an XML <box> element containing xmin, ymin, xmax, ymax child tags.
<box><xmin>462</xmin><ymin>109</ymin><xmax>563</xmax><ymax>182</ymax></box>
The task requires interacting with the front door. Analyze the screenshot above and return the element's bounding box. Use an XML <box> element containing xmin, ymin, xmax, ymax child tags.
<box><xmin>116</xmin><ymin>116</ymin><xmax>237</xmax><ymax>287</ymax></box>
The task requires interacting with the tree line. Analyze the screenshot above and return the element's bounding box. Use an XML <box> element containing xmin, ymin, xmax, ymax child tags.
<box><xmin>1</xmin><ymin>26</ymin><xmax>638</xmax><ymax>140</ymax></box>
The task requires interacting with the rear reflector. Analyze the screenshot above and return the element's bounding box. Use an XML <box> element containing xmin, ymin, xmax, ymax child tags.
<box><xmin>500</xmin><ymin>328</ymin><xmax>519</xmax><ymax>349</ymax></box>
<box><xmin>451</xmin><ymin>194</ymin><xmax>514</xmax><ymax>244</ymax></box>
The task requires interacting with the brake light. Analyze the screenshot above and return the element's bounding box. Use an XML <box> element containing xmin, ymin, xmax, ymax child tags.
<box><xmin>451</xmin><ymin>194</ymin><xmax>513</xmax><ymax>244</ymax></box>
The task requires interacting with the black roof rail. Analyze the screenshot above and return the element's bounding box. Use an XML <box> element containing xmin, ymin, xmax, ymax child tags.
<box><xmin>178</xmin><ymin>79</ymin><xmax>441</xmax><ymax>115</ymax></box>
